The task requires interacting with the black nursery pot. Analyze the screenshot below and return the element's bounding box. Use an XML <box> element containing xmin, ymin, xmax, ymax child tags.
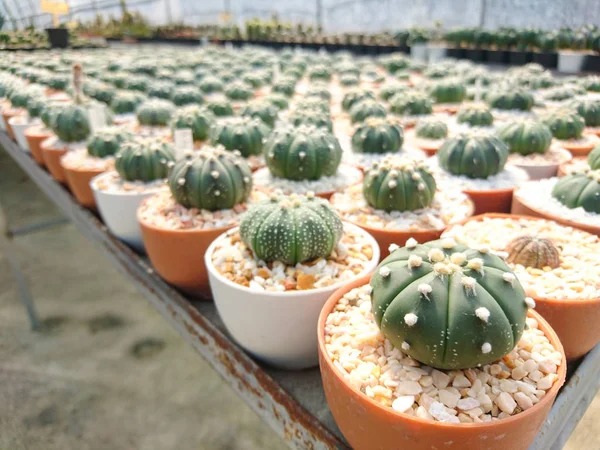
<box><xmin>464</xmin><ymin>48</ymin><xmax>485</xmax><ymax>62</ymax></box>
<box><xmin>46</xmin><ymin>28</ymin><xmax>69</xmax><ymax>48</ymax></box>
<box><xmin>508</xmin><ymin>50</ymin><xmax>533</xmax><ymax>66</ymax></box>
<box><xmin>583</xmin><ymin>54</ymin><xmax>600</xmax><ymax>72</ymax></box>
<box><xmin>532</xmin><ymin>52</ymin><xmax>558</xmax><ymax>69</ymax></box>
<box><xmin>486</xmin><ymin>50</ymin><xmax>509</xmax><ymax>64</ymax></box>
<box><xmin>446</xmin><ymin>47</ymin><xmax>465</xmax><ymax>59</ymax></box>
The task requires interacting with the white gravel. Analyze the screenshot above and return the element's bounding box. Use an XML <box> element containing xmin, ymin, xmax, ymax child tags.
<box><xmin>60</xmin><ymin>148</ymin><xmax>114</xmax><ymax>171</ymax></box>
<box><xmin>91</xmin><ymin>170</ymin><xmax>167</xmax><ymax>194</ymax></box>
<box><xmin>430</xmin><ymin>159</ymin><xmax>530</xmax><ymax>191</ymax></box>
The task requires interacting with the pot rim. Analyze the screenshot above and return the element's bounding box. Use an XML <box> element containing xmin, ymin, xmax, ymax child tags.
<box><xmin>443</xmin><ymin>212</ymin><xmax>600</xmax><ymax>305</ymax></box>
<box><xmin>90</xmin><ymin>170</ymin><xmax>166</xmax><ymax>197</ymax></box>
<box><xmin>317</xmin><ymin>273</ymin><xmax>567</xmax><ymax>430</ymax></box>
<box><xmin>509</xmin><ymin>147</ymin><xmax>572</xmax><ymax>169</ymax></box>
<box><xmin>204</xmin><ymin>222</ymin><xmax>380</xmax><ymax>299</ymax></box>
<box><xmin>8</xmin><ymin>115</ymin><xmax>31</xmax><ymax>126</ymax></box>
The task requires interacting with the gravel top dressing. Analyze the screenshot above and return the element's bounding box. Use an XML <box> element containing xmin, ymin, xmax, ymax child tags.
<box><xmin>92</xmin><ymin>171</ymin><xmax>167</xmax><ymax>195</ymax></box>
<box><xmin>61</xmin><ymin>147</ymin><xmax>114</xmax><ymax>171</ymax></box>
<box><xmin>430</xmin><ymin>159</ymin><xmax>530</xmax><ymax>191</ymax></box>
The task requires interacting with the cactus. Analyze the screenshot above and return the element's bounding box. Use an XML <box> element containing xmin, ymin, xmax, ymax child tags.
<box><xmin>542</xmin><ymin>109</ymin><xmax>585</xmax><ymax>140</ymax></box>
<box><xmin>342</xmin><ymin>88</ymin><xmax>376</xmax><ymax>112</ymax></box>
<box><xmin>389</xmin><ymin>91</ymin><xmax>433</xmax><ymax>116</ymax></box>
<box><xmin>543</xmin><ymin>86</ymin><xmax>579</xmax><ymax>102</ymax></box>
<box><xmin>241</xmin><ymin>100</ymin><xmax>279</xmax><ymax>127</ymax></box>
<box><xmin>497</xmin><ymin>119</ymin><xmax>552</xmax><ymax>155</ymax></box>
<box><xmin>170</xmin><ymin>85</ymin><xmax>204</xmax><ymax>106</ymax></box>
<box><xmin>264</xmin><ymin>124</ymin><xmax>342</xmax><ymax>181</ymax></box>
<box><xmin>429</xmin><ymin>79</ymin><xmax>467</xmax><ymax>104</ymax></box>
<box><xmin>552</xmin><ymin>170</ymin><xmax>600</xmax><ymax>213</ymax></box>
<box><xmin>87</xmin><ymin>127</ymin><xmax>133</xmax><ymax>158</ymax></box>
<box><xmin>290</xmin><ymin>108</ymin><xmax>333</xmax><ymax>131</ymax></box>
<box><xmin>587</xmin><ymin>144</ymin><xmax>600</xmax><ymax>170</ymax></box>
<box><xmin>243</xmin><ymin>72</ymin><xmax>266</xmax><ymax>88</ymax></box>
<box><xmin>379</xmin><ymin>83</ymin><xmax>408</xmax><ymax>101</ymax></box>
<box><xmin>271</xmin><ymin>77</ymin><xmax>296</xmax><ymax>97</ymax></box>
<box><xmin>363</xmin><ymin>156</ymin><xmax>436</xmax><ymax>211</ymax></box>
<box><xmin>124</xmin><ymin>74</ymin><xmax>150</xmax><ymax>92</ymax></box>
<box><xmin>296</xmin><ymin>97</ymin><xmax>330</xmax><ymax>114</ymax></box>
<box><xmin>438</xmin><ymin>131</ymin><xmax>509</xmax><ymax>179</ymax></box>
<box><xmin>569</xmin><ymin>99</ymin><xmax>600</xmax><ymax>128</ymax></box>
<box><xmin>305</xmin><ymin>84</ymin><xmax>331</xmax><ymax>101</ymax></box>
<box><xmin>352</xmin><ymin>118</ymin><xmax>404</xmax><ymax>154</ymax></box>
<box><xmin>456</xmin><ymin>104</ymin><xmax>494</xmax><ymax>127</ymax></box>
<box><xmin>171</xmin><ymin>105</ymin><xmax>216</xmax><ymax>141</ymax></box>
<box><xmin>225</xmin><ymin>80</ymin><xmax>254</xmax><ymax>101</ymax></box>
<box><xmin>582</xmin><ymin>76</ymin><xmax>600</xmax><ymax>93</ymax></box>
<box><xmin>210</xmin><ymin>116</ymin><xmax>270</xmax><ymax>157</ymax></box>
<box><xmin>264</xmin><ymin>93</ymin><xmax>290</xmax><ymax>110</ymax></box>
<box><xmin>308</xmin><ymin>65</ymin><xmax>332</xmax><ymax>81</ymax></box>
<box><xmin>115</xmin><ymin>138</ymin><xmax>176</xmax><ymax>182</ymax></box>
<box><xmin>168</xmin><ymin>146</ymin><xmax>252</xmax><ymax>211</ymax></box>
<box><xmin>506</xmin><ymin>235</ymin><xmax>560</xmax><ymax>269</ymax></box>
<box><xmin>370</xmin><ymin>238</ymin><xmax>529</xmax><ymax>370</ymax></box>
<box><xmin>199</xmin><ymin>75</ymin><xmax>224</xmax><ymax>94</ymax></box>
<box><xmin>349</xmin><ymin>99</ymin><xmax>387</xmax><ymax>124</ymax></box>
<box><xmin>340</xmin><ymin>73</ymin><xmax>360</xmax><ymax>87</ymax></box>
<box><xmin>111</xmin><ymin>91</ymin><xmax>146</xmax><ymax>115</ymax></box>
<box><xmin>147</xmin><ymin>80</ymin><xmax>175</xmax><ymax>99</ymax></box>
<box><xmin>415</xmin><ymin>118</ymin><xmax>448</xmax><ymax>140</ymax></box>
<box><xmin>239</xmin><ymin>192</ymin><xmax>343</xmax><ymax>265</ymax></box>
<box><xmin>136</xmin><ymin>99</ymin><xmax>176</xmax><ymax>127</ymax></box>
<box><xmin>206</xmin><ymin>97</ymin><xmax>234</xmax><ymax>117</ymax></box>
<box><xmin>486</xmin><ymin>88</ymin><xmax>534</xmax><ymax>111</ymax></box>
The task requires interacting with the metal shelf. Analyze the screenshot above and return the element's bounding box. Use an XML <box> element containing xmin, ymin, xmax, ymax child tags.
<box><xmin>2</xmin><ymin>131</ymin><xmax>599</xmax><ymax>450</ymax></box>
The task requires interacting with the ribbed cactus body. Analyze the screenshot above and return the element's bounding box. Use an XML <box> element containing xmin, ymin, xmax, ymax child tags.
<box><xmin>438</xmin><ymin>132</ymin><xmax>509</xmax><ymax>179</ymax></box>
<box><xmin>147</xmin><ymin>80</ymin><xmax>175</xmax><ymax>99</ymax></box>
<box><xmin>429</xmin><ymin>79</ymin><xmax>467</xmax><ymax>104</ymax></box>
<box><xmin>552</xmin><ymin>170</ymin><xmax>600</xmax><ymax>213</ymax></box>
<box><xmin>210</xmin><ymin>116</ymin><xmax>270</xmax><ymax>157</ymax></box>
<box><xmin>340</xmin><ymin>74</ymin><xmax>360</xmax><ymax>86</ymax></box>
<box><xmin>486</xmin><ymin>89</ymin><xmax>534</xmax><ymax>111</ymax></box>
<box><xmin>168</xmin><ymin>146</ymin><xmax>252</xmax><ymax>211</ymax></box>
<box><xmin>379</xmin><ymin>83</ymin><xmax>408</xmax><ymax>101</ymax></box>
<box><xmin>389</xmin><ymin>92</ymin><xmax>433</xmax><ymax>116</ymax></box>
<box><xmin>342</xmin><ymin>88</ymin><xmax>376</xmax><ymax>112</ymax></box>
<box><xmin>225</xmin><ymin>81</ymin><xmax>254</xmax><ymax>101</ymax></box>
<box><xmin>305</xmin><ymin>84</ymin><xmax>331</xmax><ymax>101</ymax></box>
<box><xmin>587</xmin><ymin>145</ymin><xmax>600</xmax><ymax>170</ymax></box>
<box><xmin>87</xmin><ymin>127</ymin><xmax>133</xmax><ymax>158</ymax></box>
<box><xmin>136</xmin><ymin>99</ymin><xmax>176</xmax><ymax>127</ymax></box>
<box><xmin>290</xmin><ymin>108</ymin><xmax>333</xmax><ymax>131</ymax></box>
<box><xmin>111</xmin><ymin>91</ymin><xmax>146</xmax><ymax>115</ymax></box>
<box><xmin>271</xmin><ymin>77</ymin><xmax>296</xmax><ymax>97</ymax></box>
<box><xmin>456</xmin><ymin>105</ymin><xmax>494</xmax><ymax>127</ymax></box>
<box><xmin>241</xmin><ymin>100</ymin><xmax>279</xmax><ymax>128</ymax></box>
<box><xmin>264</xmin><ymin>93</ymin><xmax>290</xmax><ymax>110</ymax></box>
<box><xmin>170</xmin><ymin>86</ymin><xmax>203</xmax><ymax>106</ymax></box>
<box><xmin>171</xmin><ymin>105</ymin><xmax>216</xmax><ymax>141</ymax></box>
<box><xmin>206</xmin><ymin>97</ymin><xmax>234</xmax><ymax>117</ymax></box>
<box><xmin>115</xmin><ymin>139</ymin><xmax>176</xmax><ymax>182</ymax></box>
<box><xmin>308</xmin><ymin>65</ymin><xmax>332</xmax><ymax>81</ymax></box>
<box><xmin>239</xmin><ymin>193</ymin><xmax>343</xmax><ymax>265</ymax></box>
<box><xmin>363</xmin><ymin>157</ymin><xmax>436</xmax><ymax>211</ymax></box>
<box><xmin>264</xmin><ymin>124</ymin><xmax>342</xmax><ymax>181</ymax></box>
<box><xmin>53</xmin><ymin>104</ymin><xmax>94</xmax><ymax>143</ymax></box>
<box><xmin>542</xmin><ymin>109</ymin><xmax>585</xmax><ymax>140</ymax></box>
<box><xmin>506</xmin><ymin>235</ymin><xmax>560</xmax><ymax>269</ymax></box>
<box><xmin>349</xmin><ymin>100</ymin><xmax>387</xmax><ymax>124</ymax></box>
<box><xmin>497</xmin><ymin>119</ymin><xmax>552</xmax><ymax>155</ymax></box>
<box><xmin>370</xmin><ymin>239</ymin><xmax>529</xmax><ymax>370</ymax></box>
<box><xmin>569</xmin><ymin>99</ymin><xmax>600</xmax><ymax>127</ymax></box>
<box><xmin>352</xmin><ymin>118</ymin><xmax>404</xmax><ymax>154</ymax></box>
<box><xmin>415</xmin><ymin>118</ymin><xmax>448</xmax><ymax>140</ymax></box>
<box><xmin>199</xmin><ymin>76</ymin><xmax>224</xmax><ymax>94</ymax></box>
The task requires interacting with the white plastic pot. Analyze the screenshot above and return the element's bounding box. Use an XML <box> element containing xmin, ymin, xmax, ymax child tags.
<box><xmin>205</xmin><ymin>223</ymin><xmax>380</xmax><ymax>370</ymax></box>
<box><xmin>558</xmin><ymin>52</ymin><xmax>586</xmax><ymax>73</ymax></box>
<box><xmin>512</xmin><ymin>148</ymin><xmax>572</xmax><ymax>181</ymax></box>
<box><xmin>9</xmin><ymin>115</ymin><xmax>33</xmax><ymax>151</ymax></box>
<box><xmin>428</xmin><ymin>44</ymin><xmax>447</xmax><ymax>63</ymax></box>
<box><xmin>410</xmin><ymin>42</ymin><xmax>428</xmax><ymax>62</ymax></box>
<box><xmin>90</xmin><ymin>171</ymin><xmax>161</xmax><ymax>252</ymax></box>
<box><xmin>0</xmin><ymin>103</ymin><xmax>8</xmax><ymax>131</ymax></box>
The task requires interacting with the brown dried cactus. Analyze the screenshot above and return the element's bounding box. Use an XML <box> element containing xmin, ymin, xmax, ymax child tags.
<box><xmin>506</xmin><ymin>235</ymin><xmax>560</xmax><ymax>269</ymax></box>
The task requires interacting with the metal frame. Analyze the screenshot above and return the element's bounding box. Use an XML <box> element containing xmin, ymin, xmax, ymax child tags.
<box><xmin>1</xmin><ymin>131</ymin><xmax>599</xmax><ymax>450</ymax></box>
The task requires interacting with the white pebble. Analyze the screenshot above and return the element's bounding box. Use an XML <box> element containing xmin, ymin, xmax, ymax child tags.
<box><xmin>392</xmin><ymin>396</ymin><xmax>415</xmax><ymax>413</ymax></box>
<box><xmin>432</xmin><ymin>370</ymin><xmax>450</xmax><ymax>389</ymax></box>
<box><xmin>453</xmin><ymin>374</ymin><xmax>472</xmax><ymax>388</ymax></box>
<box><xmin>457</xmin><ymin>397</ymin><xmax>480</xmax><ymax>411</ymax></box>
<box><xmin>397</xmin><ymin>381</ymin><xmax>423</xmax><ymax>396</ymax></box>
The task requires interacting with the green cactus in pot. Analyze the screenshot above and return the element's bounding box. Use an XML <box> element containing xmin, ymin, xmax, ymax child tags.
<box><xmin>171</xmin><ymin>105</ymin><xmax>216</xmax><ymax>142</ymax></box>
<box><xmin>115</xmin><ymin>138</ymin><xmax>176</xmax><ymax>182</ymax></box>
<box><xmin>210</xmin><ymin>116</ymin><xmax>271</xmax><ymax>157</ymax></box>
<box><xmin>136</xmin><ymin>98</ymin><xmax>176</xmax><ymax>127</ymax></box>
<box><xmin>87</xmin><ymin>127</ymin><xmax>133</xmax><ymax>158</ymax></box>
<box><xmin>455</xmin><ymin>104</ymin><xmax>494</xmax><ymax>127</ymax></box>
<box><xmin>542</xmin><ymin>109</ymin><xmax>585</xmax><ymax>140</ymax></box>
<box><xmin>552</xmin><ymin>170</ymin><xmax>600</xmax><ymax>214</ymax></box>
<box><xmin>415</xmin><ymin>118</ymin><xmax>448</xmax><ymax>140</ymax></box>
<box><xmin>352</xmin><ymin>117</ymin><xmax>404</xmax><ymax>154</ymax></box>
<box><xmin>497</xmin><ymin>119</ymin><xmax>552</xmax><ymax>155</ymax></box>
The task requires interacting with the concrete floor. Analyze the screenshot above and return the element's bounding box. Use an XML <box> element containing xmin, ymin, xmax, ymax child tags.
<box><xmin>0</xmin><ymin>147</ymin><xmax>598</xmax><ymax>450</ymax></box>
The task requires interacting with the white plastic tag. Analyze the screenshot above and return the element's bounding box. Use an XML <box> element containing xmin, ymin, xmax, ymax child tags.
<box><xmin>174</xmin><ymin>128</ymin><xmax>194</xmax><ymax>159</ymax></box>
<box><xmin>89</xmin><ymin>103</ymin><xmax>106</xmax><ymax>133</ymax></box>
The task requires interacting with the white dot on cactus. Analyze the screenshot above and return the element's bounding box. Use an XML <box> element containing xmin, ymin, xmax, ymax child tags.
<box><xmin>299</xmin><ymin>151</ymin><xmax>306</xmax><ymax>159</ymax></box>
<box><xmin>388</xmin><ymin>179</ymin><xmax>397</xmax><ymax>188</ymax></box>
<box><xmin>167</xmin><ymin>161</ymin><xmax>175</xmax><ymax>167</ymax></box>
<box><xmin>406</xmin><ymin>237</ymin><xmax>418</xmax><ymax>248</ymax></box>
<box><xmin>467</xmin><ymin>258</ymin><xmax>484</xmax><ymax>271</ymax></box>
<box><xmin>503</xmin><ymin>272</ymin><xmax>516</xmax><ymax>283</ymax></box>
<box><xmin>441</xmin><ymin>238</ymin><xmax>456</xmax><ymax>249</ymax></box>
<box><xmin>211</xmin><ymin>170</ymin><xmax>220</xmax><ymax>179</ymax></box>
<box><xmin>243</xmin><ymin>177</ymin><xmax>250</xmax><ymax>183</ymax></box>
<box><xmin>379</xmin><ymin>266</ymin><xmax>391</xmax><ymax>277</ymax></box>
<box><xmin>428</xmin><ymin>248</ymin><xmax>445</xmax><ymax>263</ymax></box>
<box><xmin>450</xmin><ymin>252</ymin><xmax>466</xmax><ymax>265</ymax></box>
<box><xmin>214</xmin><ymin>190</ymin><xmax>220</xmax><ymax>196</ymax></box>
<box><xmin>411</xmin><ymin>172</ymin><xmax>421</xmax><ymax>181</ymax></box>
<box><xmin>417</xmin><ymin>183</ymin><xmax>425</xmax><ymax>191</ymax></box>
<box><xmin>388</xmin><ymin>243</ymin><xmax>399</xmax><ymax>253</ymax></box>
<box><xmin>404</xmin><ymin>313</ymin><xmax>418</xmax><ymax>327</ymax></box>
<box><xmin>408</xmin><ymin>255</ymin><xmax>422</xmax><ymax>268</ymax></box>
<box><xmin>461</xmin><ymin>276</ymin><xmax>477</xmax><ymax>289</ymax></box>
<box><xmin>434</xmin><ymin>262</ymin><xmax>452</xmax><ymax>275</ymax></box>
<box><xmin>525</xmin><ymin>297</ymin><xmax>536</xmax><ymax>309</ymax></box>
<box><xmin>475</xmin><ymin>307</ymin><xmax>490</xmax><ymax>323</ymax></box>
<box><xmin>418</xmin><ymin>283</ymin><xmax>432</xmax><ymax>296</ymax></box>
<box><xmin>389</xmin><ymin>169</ymin><xmax>398</xmax><ymax>177</ymax></box>
<box><xmin>478</xmin><ymin>244</ymin><xmax>491</xmax><ymax>254</ymax></box>
<box><xmin>177</xmin><ymin>178</ymin><xmax>186</xmax><ymax>185</ymax></box>
<box><xmin>481</xmin><ymin>343</ymin><xmax>492</xmax><ymax>354</ymax></box>
<box><xmin>401</xmin><ymin>341</ymin><xmax>411</xmax><ymax>351</ymax></box>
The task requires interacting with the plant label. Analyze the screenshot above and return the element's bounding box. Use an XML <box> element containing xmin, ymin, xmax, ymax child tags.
<box><xmin>89</xmin><ymin>103</ymin><xmax>106</xmax><ymax>133</ymax></box>
<box><xmin>174</xmin><ymin>128</ymin><xmax>194</xmax><ymax>158</ymax></box>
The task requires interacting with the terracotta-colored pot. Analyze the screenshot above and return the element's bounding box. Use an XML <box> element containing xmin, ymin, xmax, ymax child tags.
<box><xmin>24</xmin><ymin>125</ymin><xmax>53</xmax><ymax>166</ymax></box>
<box><xmin>415</xmin><ymin>140</ymin><xmax>443</xmax><ymax>157</ymax></box>
<box><xmin>62</xmin><ymin>164</ymin><xmax>104</xmax><ymax>210</ymax></box>
<box><xmin>433</xmin><ymin>104</ymin><xmax>459</xmax><ymax>114</ymax></box>
<box><xmin>557</xmin><ymin>157</ymin><xmax>586</xmax><ymax>177</ymax></box>
<box><xmin>40</xmin><ymin>137</ymin><xmax>68</xmax><ymax>184</ymax></box>
<box><xmin>2</xmin><ymin>108</ymin><xmax>24</xmax><ymax>139</ymax></box>
<box><xmin>463</xmin><ymin>187</ymin><xmax>513</xmax><ymax>215</ymax></box>
<box><xmin>138</xmin><ymin>200</ymin><xmax>232</xmax><ymax>298</ymax></box>
<box><xmin>318</xmin><ymin>274</ymin><xmax>566</xmax><ymax>450</ymax></box>
<box><xmin>444</xmin><ymin>213</ymin><xmax>600</xmax><ymax>360</ymax></box>
<box><xmin>584</xmin><ymin>127</ymin><xmax>600</xmax><ymax>138</ymax></box>
<box><xmin>511</xmin><ymin>188</ymin><xmax>600</xmax><ymax>236</ymax></box>
<box><xmin>561</xmin><ymin>140</ymin><xmax>596</xmax><ymax>157</ymax></box>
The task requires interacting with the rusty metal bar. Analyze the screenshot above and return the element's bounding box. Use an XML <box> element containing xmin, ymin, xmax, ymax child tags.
<box><xmin>3</xmin><ymin>130</ymin><xmax>600</xmax><ymax>450</ymax></box>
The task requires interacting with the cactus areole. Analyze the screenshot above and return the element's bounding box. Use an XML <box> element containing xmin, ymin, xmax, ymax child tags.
<box><xmin>239</xmin><ymin>192</ymin><xmax>343</xmax><ymax>265</ymax></box>
<box><xmin>370</xmin><ymin>238</ymin><xmax>529</xmax><ymax>370</ymax></box>
<box><xmin>169</xmin><ymin>146</ymin><xmax>252</xmax><ymax>211</ymax></box>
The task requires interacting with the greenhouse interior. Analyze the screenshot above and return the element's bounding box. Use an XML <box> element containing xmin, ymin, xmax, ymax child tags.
<box><xmin>2</xmin><ymin>1</ymin><xmax>600</xmax><ymax>449</ymax></box>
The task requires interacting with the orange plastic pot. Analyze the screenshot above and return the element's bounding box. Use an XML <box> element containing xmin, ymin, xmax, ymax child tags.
<box><xmin>464</xmin><ymin>187</ymin><xmax>513</xmax><ymax>215</ymax></box>
<box><xmin>444</xmin><ymin>213</ymin><xmax>600</xmax><ymax>360</ymax></box>
<box><xmin>318</xmin><ymin>274</ymin><xmax>566</xmax><ymax>450</ymax></box>
<box><xmin>416</xmin><ymin>141</ymin><xmax>442</xmax><ymax>157</ymax></box>
<box><xmin>138</xmin><ymin>200</ymin><xmax>233</xmax><ymax>298</ymax></box>
<box><xmin>40</xmin><ymin>137</ymin><xmax>68</xmax><ymax>184</ymax></box>
<box><xmin>511</xmin><ymin>189</ymin><xmax>600</xmax><ymax>237</ymax></box>
<box><xmin>62</xmin><ymin>165</ymin><xmax>103</xmax><ymax>210</ymax></box>
<box><xmin>557</xmin><ymin>157</ymin><xmax>585</xmax><ymax>177</ymax></box>
<box><xmin>24</xmin><ymin>125</ymin><xmax>53</xmax><ymax>165</ymax></box>
<box><xmin>561</xmin><ymin>140</ymin><xmax>596</xmax><ymax>157</ymax></box>
<box><xmin>2</xmin><ymin>108</ymin><xmax>23</xmax><ymax>139</ymax></box>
